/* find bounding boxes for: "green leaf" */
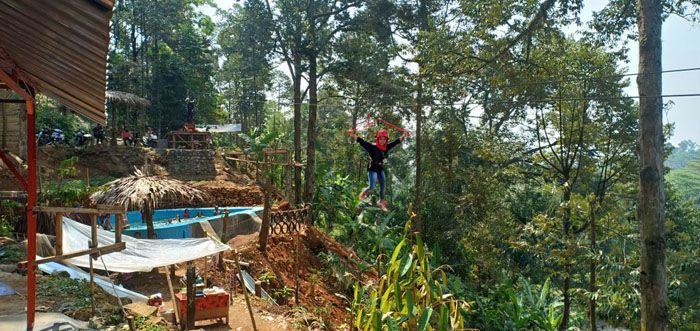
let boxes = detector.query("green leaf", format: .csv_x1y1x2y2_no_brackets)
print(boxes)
387,317,399,331
439,305,448,331
400,253,413,277
406,288,416,318
417,307,433,331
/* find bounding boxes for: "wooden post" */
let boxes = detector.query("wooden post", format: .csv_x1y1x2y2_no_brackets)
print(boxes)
186,262,196,330
90,214,98,249
234,252,257,331
254,281,262,298
164,265,180,326
89,240,95,316
203,257,208,287
85,167,90,187
115,214,123,243
55,212,63,255
285,150,292,204
127,315,136,331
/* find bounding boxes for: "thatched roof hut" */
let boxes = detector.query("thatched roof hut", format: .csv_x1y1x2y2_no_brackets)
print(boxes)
90,169,208,237
106,90,151,107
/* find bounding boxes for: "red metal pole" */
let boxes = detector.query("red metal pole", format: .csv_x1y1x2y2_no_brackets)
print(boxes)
26,98,36,331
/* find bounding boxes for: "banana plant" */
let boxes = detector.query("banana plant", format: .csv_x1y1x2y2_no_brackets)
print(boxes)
352,212,470,330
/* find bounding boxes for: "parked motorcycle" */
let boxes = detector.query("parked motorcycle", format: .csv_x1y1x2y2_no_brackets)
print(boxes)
50,129,66,145
36,128,65,145
36,128,52,146
142,132,158,148
74,129,93,146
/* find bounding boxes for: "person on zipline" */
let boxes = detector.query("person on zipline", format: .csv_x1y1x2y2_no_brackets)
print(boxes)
348,126,409,211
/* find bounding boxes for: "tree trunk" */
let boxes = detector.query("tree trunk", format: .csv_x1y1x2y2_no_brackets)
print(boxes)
636,0,667,329
293,59,303,206
559,187,572,331
589,200,597,331
305,53,318,213
414,75,423,232
145,207,155,239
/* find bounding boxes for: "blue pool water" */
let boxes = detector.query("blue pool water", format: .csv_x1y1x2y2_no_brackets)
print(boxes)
106,207,263,239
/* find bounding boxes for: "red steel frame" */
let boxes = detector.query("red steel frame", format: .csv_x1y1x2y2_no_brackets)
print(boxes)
0,65,38,330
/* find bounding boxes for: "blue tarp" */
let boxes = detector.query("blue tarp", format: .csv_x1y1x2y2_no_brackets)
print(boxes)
0,281,16,296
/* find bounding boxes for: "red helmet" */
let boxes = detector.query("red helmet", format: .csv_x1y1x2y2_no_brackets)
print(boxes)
375,129,389,151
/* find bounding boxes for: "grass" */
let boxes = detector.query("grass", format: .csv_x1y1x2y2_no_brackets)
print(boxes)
134,315,168,331
0,243,25,264
37,272,92,309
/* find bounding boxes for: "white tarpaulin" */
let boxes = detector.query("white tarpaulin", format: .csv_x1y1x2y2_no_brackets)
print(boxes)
61,217,230,273
198,124,241,133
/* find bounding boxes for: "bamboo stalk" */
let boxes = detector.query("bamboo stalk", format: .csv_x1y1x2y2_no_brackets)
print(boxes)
89,240,95,316
234,252,257,331
164,265,180,326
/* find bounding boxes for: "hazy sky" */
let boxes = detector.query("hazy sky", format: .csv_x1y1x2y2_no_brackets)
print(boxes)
207,0,700,145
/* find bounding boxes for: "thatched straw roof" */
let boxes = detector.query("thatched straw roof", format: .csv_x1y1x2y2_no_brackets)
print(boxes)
106,90,151,107
90,169,208,212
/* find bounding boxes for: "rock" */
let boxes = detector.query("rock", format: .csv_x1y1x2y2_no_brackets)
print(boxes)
35,305,51,312
73,307,92,321
57,303,73,313
145,316,166,326
0,264,17,273
124,301,157,317
89,316,105,329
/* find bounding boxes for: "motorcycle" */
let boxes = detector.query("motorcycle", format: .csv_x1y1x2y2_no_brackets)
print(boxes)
74,129,93,146
50,128,66,145
37,128,52,146
37,128,65,145
142,132,158,148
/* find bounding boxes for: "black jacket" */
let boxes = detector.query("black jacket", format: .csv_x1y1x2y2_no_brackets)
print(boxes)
356,137,401,172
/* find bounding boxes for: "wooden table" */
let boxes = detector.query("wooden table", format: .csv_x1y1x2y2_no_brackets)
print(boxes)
174,292,229,327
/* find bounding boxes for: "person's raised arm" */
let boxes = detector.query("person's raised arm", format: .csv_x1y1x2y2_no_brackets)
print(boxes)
347,129,359,141
399,130,409,142
387,131,410,151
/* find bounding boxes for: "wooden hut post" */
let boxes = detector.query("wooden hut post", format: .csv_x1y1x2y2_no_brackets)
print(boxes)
186,261,196,329
55,212,63,255
114,214,123,243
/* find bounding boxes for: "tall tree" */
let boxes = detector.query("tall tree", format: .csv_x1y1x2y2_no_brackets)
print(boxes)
265,0,308,205
218,0,275,133
301,0,362,206
636,0,667,328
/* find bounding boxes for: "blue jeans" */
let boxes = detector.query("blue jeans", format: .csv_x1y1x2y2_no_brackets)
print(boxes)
363,170,386,200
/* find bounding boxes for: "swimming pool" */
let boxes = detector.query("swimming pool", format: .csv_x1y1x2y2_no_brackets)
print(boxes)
106,207,263,239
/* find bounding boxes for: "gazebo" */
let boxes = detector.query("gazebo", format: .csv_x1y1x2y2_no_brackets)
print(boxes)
0,0,114,328
90,168,209,239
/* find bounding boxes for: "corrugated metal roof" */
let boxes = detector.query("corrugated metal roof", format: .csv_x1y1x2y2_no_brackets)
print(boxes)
0,0,114,124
